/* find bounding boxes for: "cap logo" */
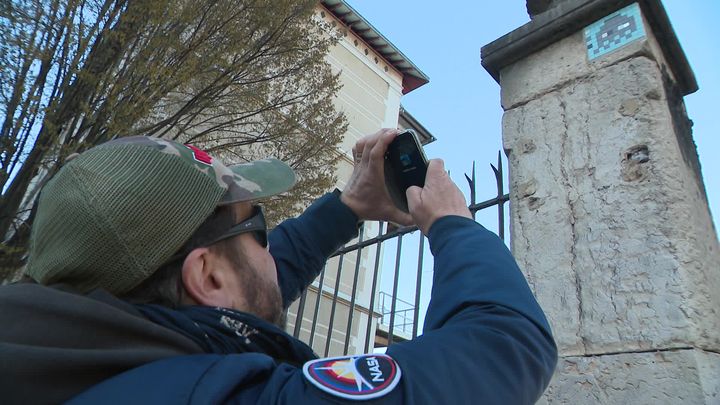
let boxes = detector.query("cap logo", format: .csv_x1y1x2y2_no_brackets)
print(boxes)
184,144,213,165
303,354,401,400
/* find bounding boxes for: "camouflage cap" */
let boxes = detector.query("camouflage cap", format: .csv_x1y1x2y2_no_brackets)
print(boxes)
25,136,296,295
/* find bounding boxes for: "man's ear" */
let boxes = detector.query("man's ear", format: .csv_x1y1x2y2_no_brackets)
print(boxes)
180,247,230,308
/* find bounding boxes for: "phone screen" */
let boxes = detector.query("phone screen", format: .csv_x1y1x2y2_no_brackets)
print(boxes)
385,130,428,212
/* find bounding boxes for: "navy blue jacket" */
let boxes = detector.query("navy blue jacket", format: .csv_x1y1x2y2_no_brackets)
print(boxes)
70,193,557,404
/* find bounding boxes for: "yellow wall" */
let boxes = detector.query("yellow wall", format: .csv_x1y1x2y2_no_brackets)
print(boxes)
284,7,410,356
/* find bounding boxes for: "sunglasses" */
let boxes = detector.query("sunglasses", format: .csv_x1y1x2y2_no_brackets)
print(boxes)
163,205,268,266
204,205,268,249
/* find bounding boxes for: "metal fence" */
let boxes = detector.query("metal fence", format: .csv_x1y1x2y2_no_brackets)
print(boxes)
290,153,509,356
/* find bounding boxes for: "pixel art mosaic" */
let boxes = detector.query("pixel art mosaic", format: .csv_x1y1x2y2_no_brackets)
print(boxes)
585,3,646,61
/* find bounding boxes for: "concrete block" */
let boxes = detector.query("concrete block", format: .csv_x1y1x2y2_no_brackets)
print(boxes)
502,56,720,355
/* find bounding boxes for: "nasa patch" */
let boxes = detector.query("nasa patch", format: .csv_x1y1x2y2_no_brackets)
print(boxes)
303,354,402,400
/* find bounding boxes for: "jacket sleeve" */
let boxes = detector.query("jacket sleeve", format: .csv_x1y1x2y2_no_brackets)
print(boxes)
383,216,558,404
269,191,360,309
271,215,556,404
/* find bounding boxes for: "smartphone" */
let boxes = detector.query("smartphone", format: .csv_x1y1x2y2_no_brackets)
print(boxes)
384,129,429,212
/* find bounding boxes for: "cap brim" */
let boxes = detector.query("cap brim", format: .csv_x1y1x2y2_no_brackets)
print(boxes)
219,158,296,204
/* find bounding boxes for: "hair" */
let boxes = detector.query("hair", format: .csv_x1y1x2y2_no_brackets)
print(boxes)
121,205,238,308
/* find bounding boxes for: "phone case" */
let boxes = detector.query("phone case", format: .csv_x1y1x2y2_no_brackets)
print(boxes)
384,130,428,213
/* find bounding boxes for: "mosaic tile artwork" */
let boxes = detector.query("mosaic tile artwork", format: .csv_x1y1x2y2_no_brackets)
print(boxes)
585,3,646,61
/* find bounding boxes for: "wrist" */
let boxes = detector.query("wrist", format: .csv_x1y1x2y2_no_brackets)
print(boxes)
336,188,363,223
339,189,361,218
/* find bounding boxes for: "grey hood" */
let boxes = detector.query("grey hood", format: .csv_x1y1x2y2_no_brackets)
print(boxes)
0,283,202,404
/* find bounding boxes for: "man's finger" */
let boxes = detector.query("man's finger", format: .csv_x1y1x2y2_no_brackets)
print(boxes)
369,129,398,163
361,130,384,165
406,186,422,212
427,159,445,174
392,211,414,227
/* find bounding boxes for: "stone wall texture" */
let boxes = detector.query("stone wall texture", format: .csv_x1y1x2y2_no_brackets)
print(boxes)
499,7,720,404
537,349,720,404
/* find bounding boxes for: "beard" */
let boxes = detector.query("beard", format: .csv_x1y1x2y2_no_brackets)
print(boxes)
230,253,284,328
248,273,284,328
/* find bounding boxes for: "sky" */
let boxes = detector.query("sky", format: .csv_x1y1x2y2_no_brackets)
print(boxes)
342,0,719,333
344,0,719,235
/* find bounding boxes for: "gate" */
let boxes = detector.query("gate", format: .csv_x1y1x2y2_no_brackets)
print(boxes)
287,154,509,357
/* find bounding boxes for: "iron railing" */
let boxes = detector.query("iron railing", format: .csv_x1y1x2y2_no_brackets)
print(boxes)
290,153,509,356
378,291,415,335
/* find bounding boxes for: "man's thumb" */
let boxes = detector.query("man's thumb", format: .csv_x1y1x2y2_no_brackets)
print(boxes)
406,186,422,212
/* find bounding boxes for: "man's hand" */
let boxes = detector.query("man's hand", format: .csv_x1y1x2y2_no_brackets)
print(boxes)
340,129,414,226
406,159,472,235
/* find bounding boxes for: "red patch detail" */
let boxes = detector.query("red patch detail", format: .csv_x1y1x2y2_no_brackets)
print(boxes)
185,144,213,165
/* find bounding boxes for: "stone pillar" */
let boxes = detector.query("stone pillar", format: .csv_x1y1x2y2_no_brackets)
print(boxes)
482,0,720,402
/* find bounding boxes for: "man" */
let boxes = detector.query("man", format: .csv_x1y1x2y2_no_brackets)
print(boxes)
0,129,557,404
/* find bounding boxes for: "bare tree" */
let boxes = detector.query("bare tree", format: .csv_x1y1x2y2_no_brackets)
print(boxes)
0,0,347,278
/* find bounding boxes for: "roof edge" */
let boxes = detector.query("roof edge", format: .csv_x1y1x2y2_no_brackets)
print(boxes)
320,0,430,94
399,106,437,145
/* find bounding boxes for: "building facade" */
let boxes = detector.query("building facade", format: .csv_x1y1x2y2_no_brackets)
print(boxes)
285,0,434,356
